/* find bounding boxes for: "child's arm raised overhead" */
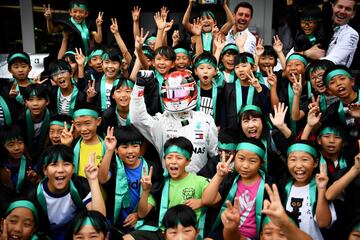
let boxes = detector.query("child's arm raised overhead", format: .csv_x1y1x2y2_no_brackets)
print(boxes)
110,18,132,65
138,166,154,218
192,18,204,57
75,48,86,79
85,152,106,216
202,153,232,206
266,67,280,108
182,0,195,34
272,35,286,70
57,31,69,60
326,143,360,201
98,127,116,184
161,6,173,47
93,12,104,44
132,6,141,40
134,28,150,70
213,33,225,64
270,102,292,139
219,0,235,35
301,103,321,140
315,163,332,228
43,4,59,33
254,38,264,72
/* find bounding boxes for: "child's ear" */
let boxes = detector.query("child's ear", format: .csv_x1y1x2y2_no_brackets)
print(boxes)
43,166,48,177
351,77,355,87
28,65,32,72
194,68,198,75
96,117,102,126
313,158,319,169
316,136,322,146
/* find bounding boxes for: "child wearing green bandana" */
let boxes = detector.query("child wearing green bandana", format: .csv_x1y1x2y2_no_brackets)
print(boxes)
84,47,105,83
193,52,223,125
124,136,208,240
98,125,162,238
215,43,239,84
43,0,103,56
174,43,192,72
282,140,336,240
203,137,274,240
29,144,105,240
48,114,73,146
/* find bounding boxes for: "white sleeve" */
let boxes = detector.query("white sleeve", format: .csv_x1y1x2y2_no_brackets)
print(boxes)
207,116,219,158
244,33,256,55
314,201,337,228
130,85,163,153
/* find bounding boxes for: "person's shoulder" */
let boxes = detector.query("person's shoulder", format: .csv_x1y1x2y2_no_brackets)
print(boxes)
245,28,256,40
344,24,359,35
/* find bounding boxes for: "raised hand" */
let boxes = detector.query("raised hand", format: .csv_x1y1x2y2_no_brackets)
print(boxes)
60,122,74,146
216,152,233,177
26,167,40,184
247,71,262,92
270,102,288,128
135,28,149,50
9,82,19,98
0,167,12,188
164,19,174,32
191,17,202,36
255,38,264,57
272,35,283,53
154,12,166,30
96,12,104,27
235,32,247,51
172,30,180,46
160,6,169,20
123,212,138,228
1,219,8,240
75,48,86,66
86,79,97,99
43,4,52,20
308,94,320,110
262,184,288,227
307,105,321,128
131,6,141,22
184,198,202,210
214,33,226,51
292,73,302,96
104,126,117,151
212,25,220,37
221,197,240,230
141,166,153,192
32,74,48,85
316,163,329,190
348,103,360,119
85,152,99,181
110,18,119,34
266,67,277,87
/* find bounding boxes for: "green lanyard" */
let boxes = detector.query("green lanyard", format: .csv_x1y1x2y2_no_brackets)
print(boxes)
261,138,268,173
319,94,327,113
201,32,213,52
287,81,312,134
70,17,90,55
0,95,12,125
307,34,316,45
338,89,360,124
196,81,218,121
15,155,27,193
115,108,131,126
25,108,50,152
154,70,165,112
100,75,116,112
36,177,84,214
213,170,265,238
15,78,33,105
73,136,106,174
57,86,79,116
320,155,347,173
235,80,255,116
284,177,317,216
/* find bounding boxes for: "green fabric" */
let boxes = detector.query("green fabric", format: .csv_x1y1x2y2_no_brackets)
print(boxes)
7,53,30,64
236,142,265,160
57,85,79,116
287,143,318,158
0,95,12,125
324,69,352,86
239,104,262,116
235,80,255,118
73,109,99,119
286,54,308,65
25,108,50,152
6,200,39,225
70,17,90,55
164,146,191,159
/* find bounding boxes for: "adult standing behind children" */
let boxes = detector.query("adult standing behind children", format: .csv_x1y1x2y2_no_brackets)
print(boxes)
225,2,256,55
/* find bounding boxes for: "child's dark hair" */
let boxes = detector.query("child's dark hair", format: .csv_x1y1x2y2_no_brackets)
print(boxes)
164,137,193,160
305,59,335,81
109,78,134,106
262,45,277,60
142,45,155,60
162,204,197,230
48,59,73,78
234,2,253,16
64,50,76,64
299,4,322,21
154,46,176,62
239,106,268,139
7,51,31,67
114,125,144,147
23,84,49,101
102,47,122,63
41,144,74,166
69,0,88,10
194,51,217,69
0,125,25,158
218,127,239,145
234,52,255,66
65,210,109,240
49,114,73,126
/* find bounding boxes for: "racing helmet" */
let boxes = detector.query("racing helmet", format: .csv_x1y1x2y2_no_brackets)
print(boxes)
161,71,198,113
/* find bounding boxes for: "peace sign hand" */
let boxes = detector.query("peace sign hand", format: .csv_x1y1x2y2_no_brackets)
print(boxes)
85,152,99,181
266,67,277,87
96,12,104,26
9,82,19,98
262,184,288,227
272,35,283,53
247,71,262,92
308,94,320,110
307,105,321,128
292,73,302,96
43,4,52,20
75,48,85,66
104,127,117,151
255,38,264,57
87,80,97,100
141,166,153,192
135,28,149,50
221,197,240,230
110,18,119,34
60,122,74,146
316,163,328,190
216,152,233,177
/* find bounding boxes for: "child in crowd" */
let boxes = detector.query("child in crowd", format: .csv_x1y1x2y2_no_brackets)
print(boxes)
16,84,51,162
30,144,105,240
65,210,110,240
216,43,239,84
44,0,103,55
194,52,222,125
124,136,209,240
48,59,86,117
203,137,274,240
48,114,73,146
98,125,162,237
222,52,270,129
173,43,192,72
282,140,336,240
85,47,104,83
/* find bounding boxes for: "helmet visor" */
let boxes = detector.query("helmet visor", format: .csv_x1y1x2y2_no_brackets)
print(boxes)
161,82,195,100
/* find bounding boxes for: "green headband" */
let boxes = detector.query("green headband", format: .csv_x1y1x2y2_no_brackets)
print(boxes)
287,143,317,158
236,142,265,160
114,79,135,89
218,142,237,151
354,222,360,231
200,10,215,20
243,56,255,65
81,217,94,227
194,58,217,69
73,109,99,119
175,48,190,57
65,51,76,56
143,49,154,59
222,44,239,55
43,153,70,166
6,200,39,226
286,54,308,66
88,49,104,59
319,127,343,137
324,69,352,86
49,120,71,128
7,53,30,65
70,3,88,11
164,146,191,159
239,105,263,116
145,36,156,44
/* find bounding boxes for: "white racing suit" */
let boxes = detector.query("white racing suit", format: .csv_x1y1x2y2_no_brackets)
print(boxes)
130,85,218,173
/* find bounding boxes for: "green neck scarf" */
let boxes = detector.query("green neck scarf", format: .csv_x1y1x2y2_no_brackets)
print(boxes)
235,80,255,118
36,177,84,214
196,80,218,121
70,17,90,55
319,94,327,113
115,108,131,126
15,155,27,193
212,170,265,238
307,34,316,45
0,95,12,125
154,70,165,112
100,75,117,112
25,108,50,152
57,85,79,116
73,136,106,174
15,78,33,105
320,155,347,173
201,32,213,52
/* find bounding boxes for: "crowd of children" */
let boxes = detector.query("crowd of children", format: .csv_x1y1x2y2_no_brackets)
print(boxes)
0,0,359,239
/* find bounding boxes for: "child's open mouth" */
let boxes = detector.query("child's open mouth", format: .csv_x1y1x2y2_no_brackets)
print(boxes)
294,170,306,180
247,129,257,138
